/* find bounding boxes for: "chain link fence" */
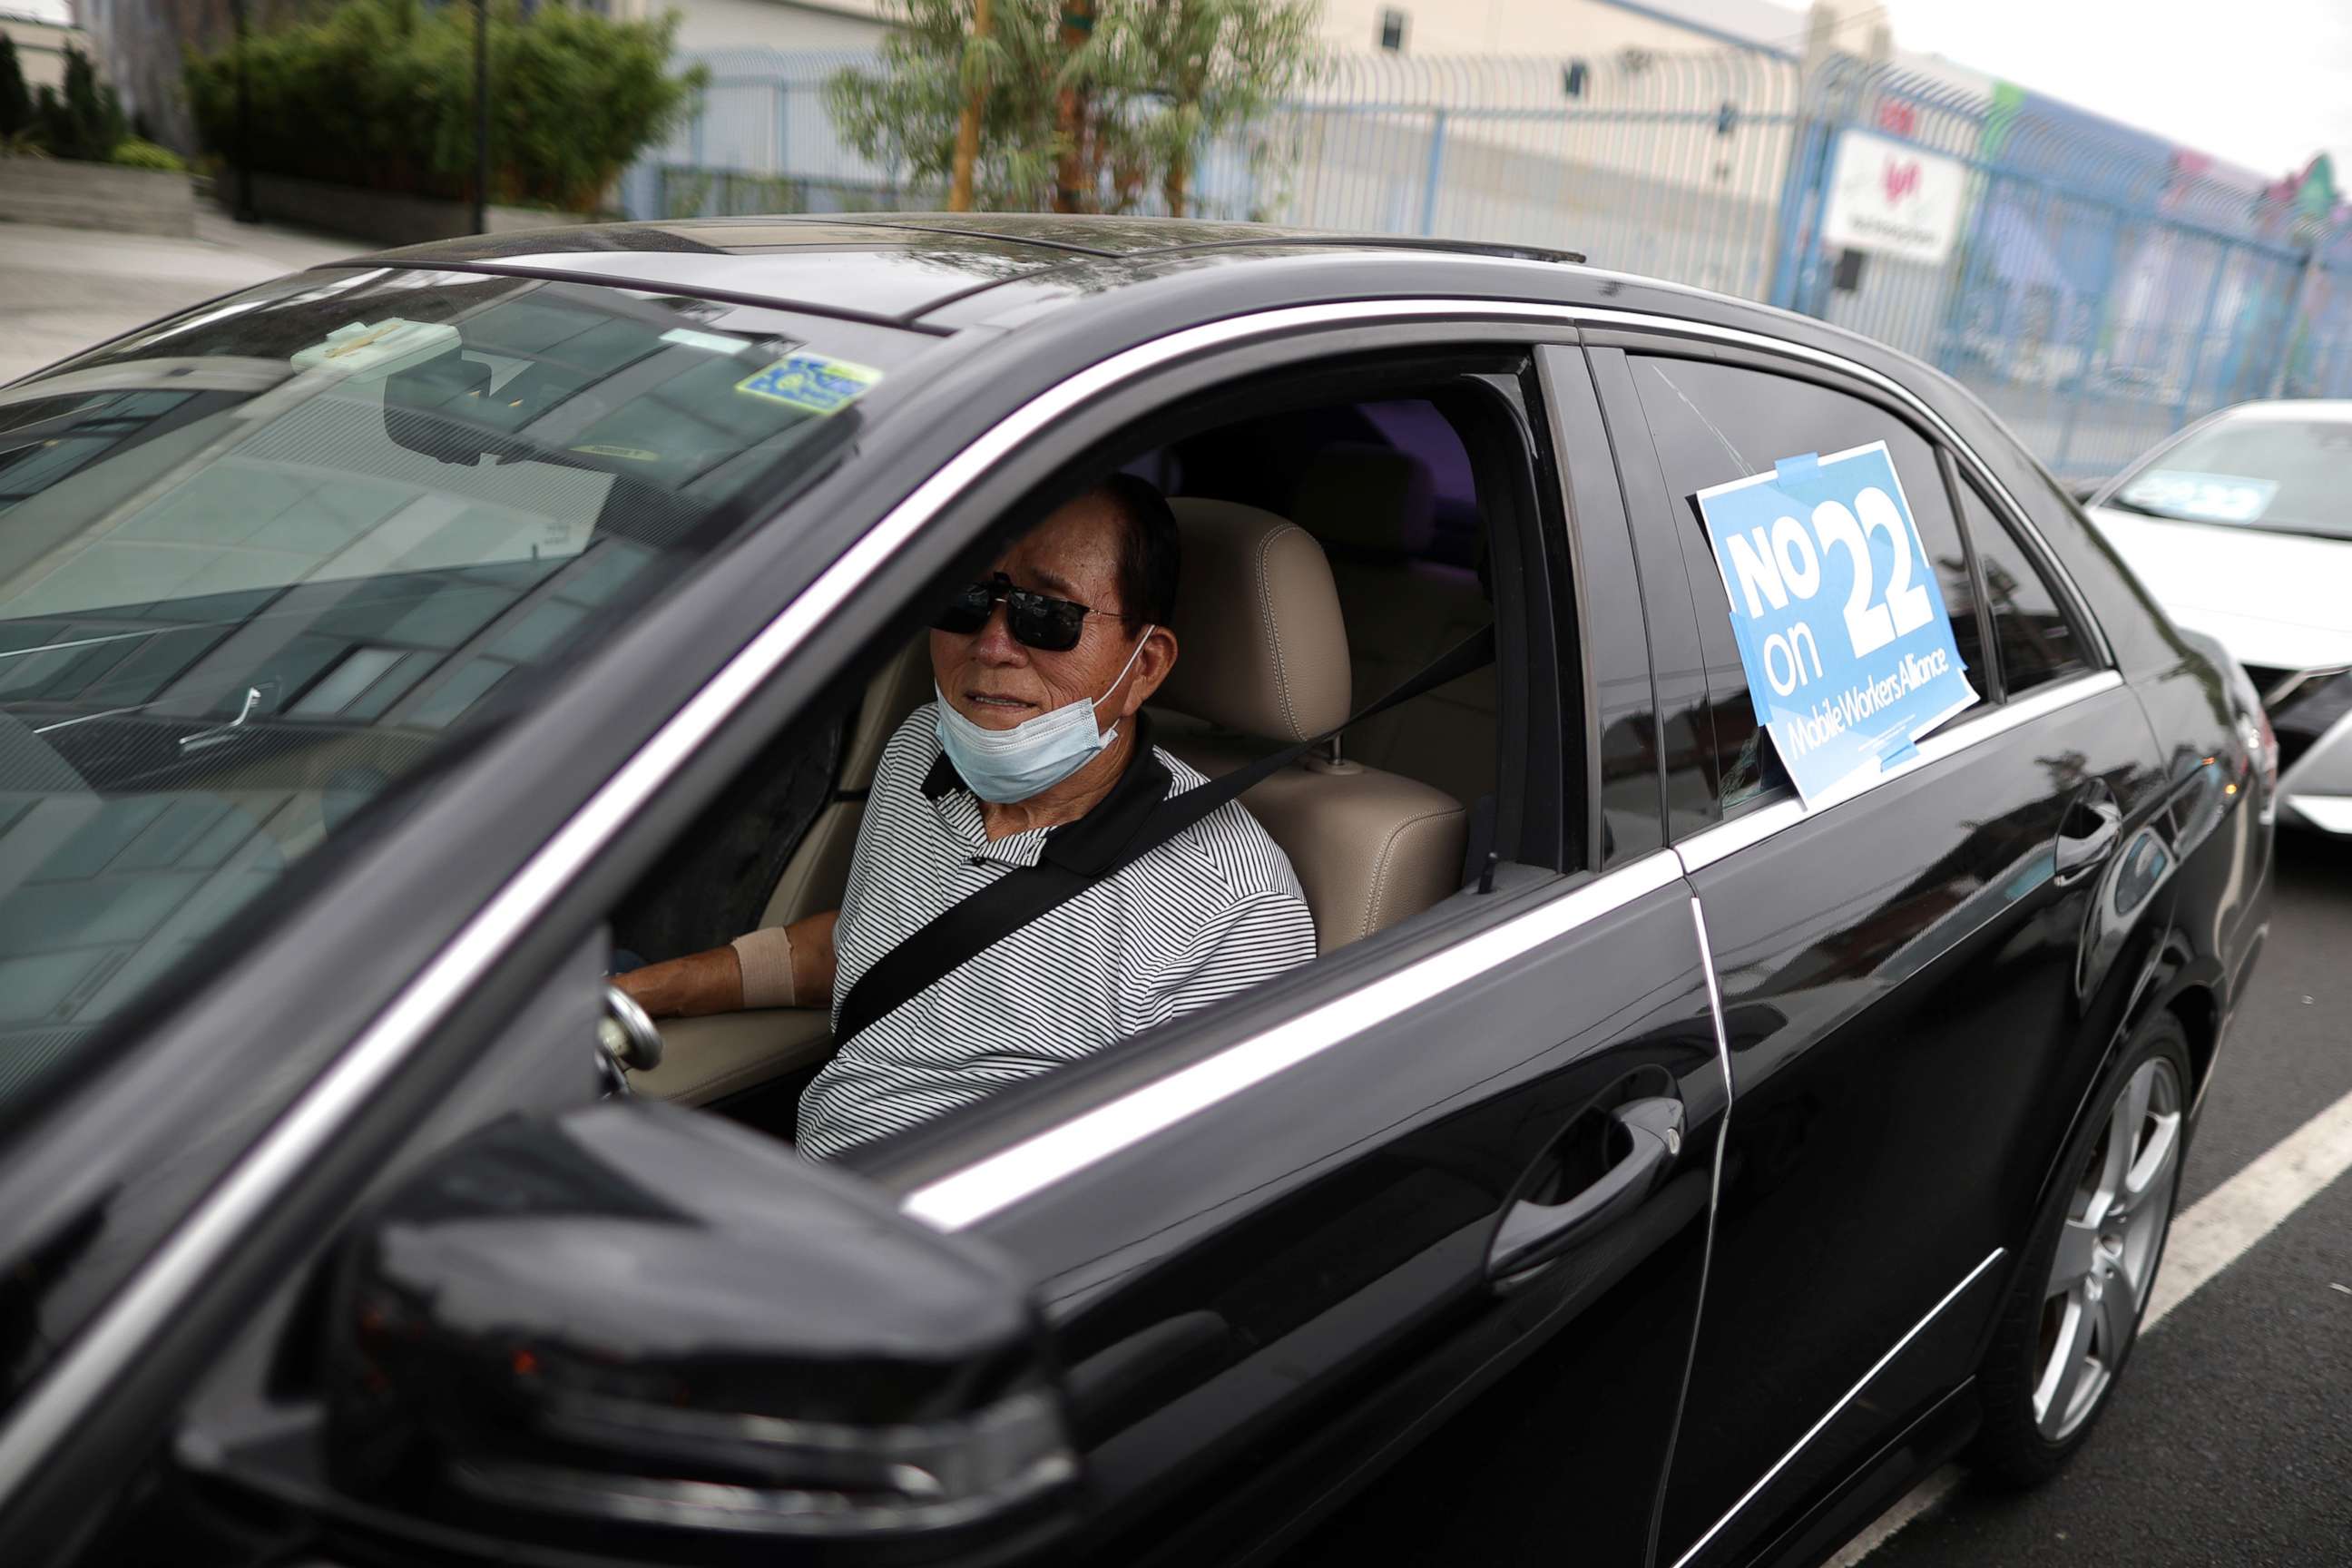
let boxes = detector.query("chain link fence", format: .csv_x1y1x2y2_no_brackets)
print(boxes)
627,44,2352,477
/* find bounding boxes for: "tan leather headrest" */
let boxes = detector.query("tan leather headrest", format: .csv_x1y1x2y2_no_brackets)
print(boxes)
1153,498,1350,742
1291,442,1436,557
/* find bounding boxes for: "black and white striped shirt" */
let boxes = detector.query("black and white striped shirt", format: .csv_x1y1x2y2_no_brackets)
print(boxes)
797,705,1316,1161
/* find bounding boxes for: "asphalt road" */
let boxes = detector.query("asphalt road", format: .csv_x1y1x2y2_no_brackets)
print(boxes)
0,212,358,385
1859,829,2352,1566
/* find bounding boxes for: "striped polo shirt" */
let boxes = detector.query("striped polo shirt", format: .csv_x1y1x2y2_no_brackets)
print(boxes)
796,704,1316,1161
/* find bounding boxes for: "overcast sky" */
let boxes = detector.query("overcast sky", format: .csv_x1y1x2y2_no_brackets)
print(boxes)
1883,0,2352,181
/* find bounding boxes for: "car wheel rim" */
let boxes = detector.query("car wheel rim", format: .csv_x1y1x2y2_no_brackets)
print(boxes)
2032,1055,2182,1442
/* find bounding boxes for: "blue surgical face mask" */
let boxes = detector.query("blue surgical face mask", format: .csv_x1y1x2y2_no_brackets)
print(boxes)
933,625,1155,805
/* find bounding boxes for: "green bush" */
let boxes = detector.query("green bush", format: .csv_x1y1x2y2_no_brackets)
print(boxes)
182,0,705,213
33,47,127,162
110,137,186,172
0,35,32,141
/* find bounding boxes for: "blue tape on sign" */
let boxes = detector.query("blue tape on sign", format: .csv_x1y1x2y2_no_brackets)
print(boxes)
1693,440,1980,803
1774,452,1823,487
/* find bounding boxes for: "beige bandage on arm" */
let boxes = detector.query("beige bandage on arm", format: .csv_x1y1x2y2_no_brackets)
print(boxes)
730,926,799,1009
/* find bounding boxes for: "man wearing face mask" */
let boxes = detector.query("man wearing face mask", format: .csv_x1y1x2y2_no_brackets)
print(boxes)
616,475,1316,1160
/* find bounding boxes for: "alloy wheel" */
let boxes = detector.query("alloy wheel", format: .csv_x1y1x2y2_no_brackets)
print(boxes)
2033,1055,2183,1440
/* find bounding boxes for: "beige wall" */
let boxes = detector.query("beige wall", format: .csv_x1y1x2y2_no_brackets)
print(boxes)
1318,0,1802,59
3,17,88,93
633,0,1975,81
619,0,888,53
640,0,1818,61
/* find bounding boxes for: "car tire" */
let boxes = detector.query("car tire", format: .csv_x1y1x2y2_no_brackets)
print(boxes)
1970,1012,2192,1488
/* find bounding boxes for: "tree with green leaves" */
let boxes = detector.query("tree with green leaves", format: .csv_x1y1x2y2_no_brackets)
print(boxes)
182,0,705,213
828,0,1322,218
33,46,128,162
0,35,32,142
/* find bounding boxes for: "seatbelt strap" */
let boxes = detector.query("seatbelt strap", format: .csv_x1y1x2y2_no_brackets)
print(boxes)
830,624,1496,1053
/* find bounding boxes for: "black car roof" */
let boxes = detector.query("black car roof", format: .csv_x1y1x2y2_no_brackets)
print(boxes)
348,213,1591,331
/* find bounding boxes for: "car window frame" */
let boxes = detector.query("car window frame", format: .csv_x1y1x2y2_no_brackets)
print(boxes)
1589,329,2101,835
1576,318,2114,675
834,333,1596,1189
1533,343,1667,872
1941,455,2099,701
1617,340,1984,821
1934,443,2008,703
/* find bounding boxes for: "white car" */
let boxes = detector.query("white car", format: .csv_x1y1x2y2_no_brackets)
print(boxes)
2084,400,2352,835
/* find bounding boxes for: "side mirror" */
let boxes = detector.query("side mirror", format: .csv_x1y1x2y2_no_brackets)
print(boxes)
318,1102,1079,1563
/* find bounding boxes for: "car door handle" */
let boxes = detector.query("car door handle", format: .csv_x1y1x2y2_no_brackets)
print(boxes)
2053,782,2123,886
1487,1096,1685,1281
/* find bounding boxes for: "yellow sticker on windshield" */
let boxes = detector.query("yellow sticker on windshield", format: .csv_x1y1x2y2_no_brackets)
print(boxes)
735,354,882,415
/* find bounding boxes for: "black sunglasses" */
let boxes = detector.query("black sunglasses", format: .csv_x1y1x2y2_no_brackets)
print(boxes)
932,573,1119,652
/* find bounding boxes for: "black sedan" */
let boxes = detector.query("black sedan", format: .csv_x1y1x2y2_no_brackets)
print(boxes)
0,215,2272,1568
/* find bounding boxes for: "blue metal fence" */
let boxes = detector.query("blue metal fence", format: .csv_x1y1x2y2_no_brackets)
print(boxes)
1769,59,2336,476
625,46,1807,291
628,45,2352,476
2286,227,2352,400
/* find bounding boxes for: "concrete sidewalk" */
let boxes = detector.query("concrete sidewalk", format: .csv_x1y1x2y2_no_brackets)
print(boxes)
0,210,368,384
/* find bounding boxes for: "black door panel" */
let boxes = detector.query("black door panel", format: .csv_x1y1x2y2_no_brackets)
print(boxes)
950,867,1722,1566
1583,336,2171,1564
1659,682,2163,1566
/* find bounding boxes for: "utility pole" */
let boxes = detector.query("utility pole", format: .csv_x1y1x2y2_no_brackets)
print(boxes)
473,0,491,235
231,0,257,222
947,0,993,212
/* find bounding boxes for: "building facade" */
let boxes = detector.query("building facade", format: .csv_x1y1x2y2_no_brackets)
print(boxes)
608,0,1899,64
2,0,86,95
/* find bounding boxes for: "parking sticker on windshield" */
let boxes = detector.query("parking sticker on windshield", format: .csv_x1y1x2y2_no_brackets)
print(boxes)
1694,440,1979,803
735,354,882,415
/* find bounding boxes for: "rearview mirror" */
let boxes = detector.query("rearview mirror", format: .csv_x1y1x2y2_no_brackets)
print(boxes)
318,1102,1079,1563
380,342,500,466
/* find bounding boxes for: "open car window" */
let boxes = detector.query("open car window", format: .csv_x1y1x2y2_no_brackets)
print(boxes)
0,267,928,1115
625,355,1568,1171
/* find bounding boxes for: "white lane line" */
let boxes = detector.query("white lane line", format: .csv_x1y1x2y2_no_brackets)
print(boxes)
1829,1080,2352,1564
2143,1080,2352,1328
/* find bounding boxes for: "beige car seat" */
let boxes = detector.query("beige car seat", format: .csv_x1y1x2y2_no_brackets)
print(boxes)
764,635,936,930
1152,498,1471,953
636,634,934,1105
1287,443,1499,808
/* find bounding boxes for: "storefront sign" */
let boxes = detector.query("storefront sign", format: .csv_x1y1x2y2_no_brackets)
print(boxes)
1821,130,1969,266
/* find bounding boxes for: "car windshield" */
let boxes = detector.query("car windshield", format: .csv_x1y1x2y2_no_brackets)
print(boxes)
2106,414,2352,539
0,266,919,1112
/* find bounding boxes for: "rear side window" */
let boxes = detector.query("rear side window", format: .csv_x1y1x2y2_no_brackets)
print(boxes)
1626,357,1985,814
1952,479,2086,694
